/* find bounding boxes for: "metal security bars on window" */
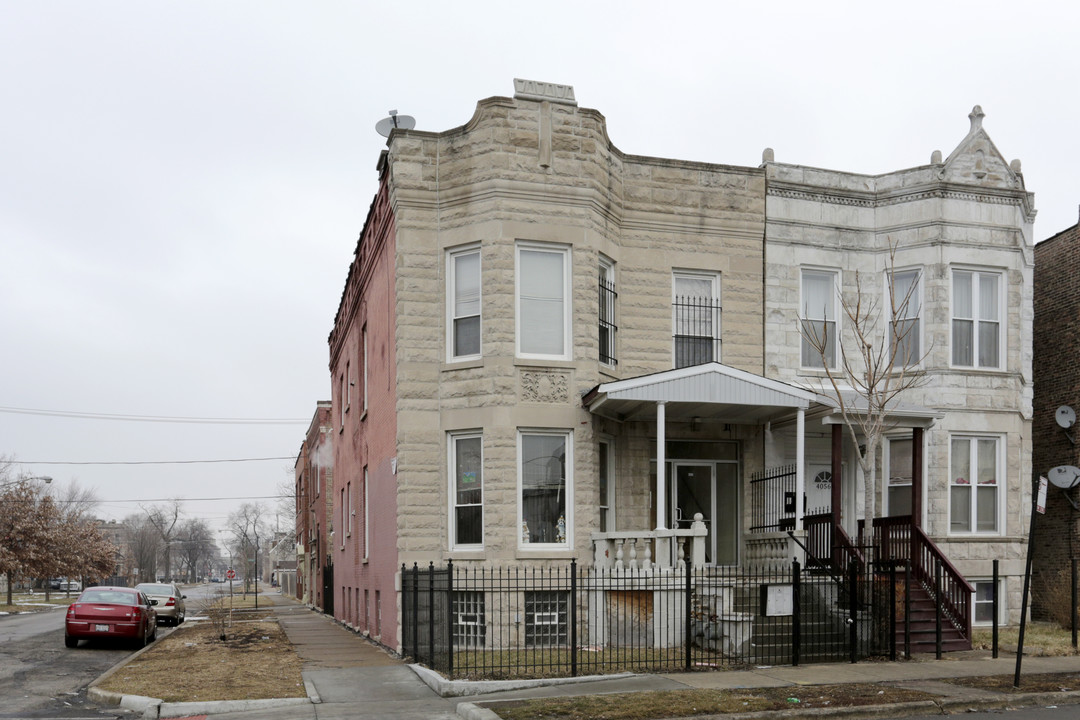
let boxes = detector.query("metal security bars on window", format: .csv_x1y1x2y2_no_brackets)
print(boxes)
599,274,618,365
673,295,721,368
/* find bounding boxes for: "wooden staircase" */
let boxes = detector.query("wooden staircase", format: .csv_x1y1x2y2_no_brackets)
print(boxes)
894,578,972,653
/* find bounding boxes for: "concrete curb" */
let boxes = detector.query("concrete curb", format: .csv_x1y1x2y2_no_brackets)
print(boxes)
409,662,636,697
154,697,313,719
464,686,1080,720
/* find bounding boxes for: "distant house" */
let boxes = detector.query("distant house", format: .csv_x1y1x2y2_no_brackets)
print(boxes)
294,401,333,612
1031,216,1080,620
318,80,1035,654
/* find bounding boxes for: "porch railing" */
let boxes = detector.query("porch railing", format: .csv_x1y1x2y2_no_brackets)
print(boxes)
591,516,708,572
869,515,973,641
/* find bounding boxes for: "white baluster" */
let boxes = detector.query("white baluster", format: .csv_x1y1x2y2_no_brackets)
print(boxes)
642,538,652,573
628,537,638,573
614,538,625,572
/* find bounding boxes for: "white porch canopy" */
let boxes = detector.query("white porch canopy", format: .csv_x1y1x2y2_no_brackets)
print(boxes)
583,362,834,533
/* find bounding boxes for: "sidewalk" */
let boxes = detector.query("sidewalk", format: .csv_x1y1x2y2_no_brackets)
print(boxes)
162,594,1080,720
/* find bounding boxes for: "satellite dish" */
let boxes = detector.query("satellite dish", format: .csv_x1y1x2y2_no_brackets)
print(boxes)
375,109,416,138
1056,406,1076,429
1047,465,1080,490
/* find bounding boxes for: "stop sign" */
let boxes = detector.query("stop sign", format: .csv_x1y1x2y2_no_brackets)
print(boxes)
226,568,236,580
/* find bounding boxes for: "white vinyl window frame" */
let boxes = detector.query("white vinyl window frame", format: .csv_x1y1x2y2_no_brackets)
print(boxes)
948,434,1003,536
800,267,840,369
971,577,1006,626
598,438,615,533
362,466,369,560
516,242,572,361
883,435,916,519
447,245,482,362
448,431,485,550
599,257,616,367
517,428,574,550
888,268,923,368
951,267,1003,369
671,270,721,368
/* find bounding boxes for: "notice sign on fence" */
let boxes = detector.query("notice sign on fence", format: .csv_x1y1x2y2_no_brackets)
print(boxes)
760,584,794,616
1036,475,1048,514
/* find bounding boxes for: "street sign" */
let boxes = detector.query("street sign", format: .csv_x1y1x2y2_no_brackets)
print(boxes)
226,568,236,580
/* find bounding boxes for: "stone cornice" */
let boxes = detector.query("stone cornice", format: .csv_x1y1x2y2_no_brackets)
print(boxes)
767,181,1036,221
390,179,764,241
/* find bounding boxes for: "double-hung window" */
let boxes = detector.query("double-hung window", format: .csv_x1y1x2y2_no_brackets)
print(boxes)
598,439,614,532
450,432,483,548
517,244,571,360
950,435,1000,534
448,247,481,360
890,269,922,366
952,269,1001,368
885,436,913,517
519,430,572,547
801,269,838,368
599,258,617,366
672,271,720,368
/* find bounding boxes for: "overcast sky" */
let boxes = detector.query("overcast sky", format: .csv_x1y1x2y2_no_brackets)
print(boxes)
2,1,1076,539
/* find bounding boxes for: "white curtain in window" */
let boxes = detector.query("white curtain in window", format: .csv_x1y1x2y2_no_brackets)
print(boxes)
520,250,564,356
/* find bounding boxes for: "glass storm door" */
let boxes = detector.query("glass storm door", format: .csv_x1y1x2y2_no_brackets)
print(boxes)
673,463,714,564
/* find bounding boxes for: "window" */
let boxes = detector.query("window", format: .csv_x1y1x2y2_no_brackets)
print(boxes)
885,437,913,517
338,373,346,428
801,269,838,368
524,591,569,647
362,466,369,559
345,482,352,536
950,436,1000,533
361,325,368,413
345,361,352,409
672,271,720,368
450,433,483,548
517,244,571,360
453,591,486,649
952,269,1001,368
972,579,1004,625
599,258,617,366
599,440,614,532
890,269,922,366
519,430,572,547
448,248,481,360
339,488,345,548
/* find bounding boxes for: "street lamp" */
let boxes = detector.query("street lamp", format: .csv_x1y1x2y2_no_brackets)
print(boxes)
0,475,52,489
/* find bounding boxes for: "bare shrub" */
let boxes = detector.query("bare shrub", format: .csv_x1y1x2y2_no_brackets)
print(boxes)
200,587,233,641
1034,566,1078,630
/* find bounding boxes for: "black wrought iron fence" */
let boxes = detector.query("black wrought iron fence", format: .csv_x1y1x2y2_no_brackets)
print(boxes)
401,558,901,680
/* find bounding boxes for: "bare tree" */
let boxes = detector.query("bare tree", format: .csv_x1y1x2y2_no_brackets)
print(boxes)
142,499,182,582
800,242,929,524
174,518,216,583
226,503,267,594
124,513,161,584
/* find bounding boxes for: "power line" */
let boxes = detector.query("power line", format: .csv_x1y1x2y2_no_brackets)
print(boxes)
10,457,295,466
0,406,308,425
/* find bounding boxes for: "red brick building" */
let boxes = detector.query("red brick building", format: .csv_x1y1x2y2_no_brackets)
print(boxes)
1032,215,1080,619
294,401,333,612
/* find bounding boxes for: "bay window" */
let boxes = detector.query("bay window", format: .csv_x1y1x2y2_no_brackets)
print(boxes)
519,430,572,547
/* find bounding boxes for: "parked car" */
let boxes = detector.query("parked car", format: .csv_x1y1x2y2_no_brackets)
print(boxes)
64,586,157,648
60,579,82,592
134,582,186,626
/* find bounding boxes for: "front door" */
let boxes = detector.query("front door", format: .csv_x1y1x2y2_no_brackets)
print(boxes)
673,462,714,564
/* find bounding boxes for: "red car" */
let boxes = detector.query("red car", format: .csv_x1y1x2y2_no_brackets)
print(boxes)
65,586,158,648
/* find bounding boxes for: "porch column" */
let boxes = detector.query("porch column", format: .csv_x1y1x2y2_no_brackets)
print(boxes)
831,423,843,529
795,408,805,531
911,426,923,529
656,401,666,531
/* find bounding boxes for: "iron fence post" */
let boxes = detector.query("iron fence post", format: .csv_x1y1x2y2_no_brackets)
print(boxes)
935,559,942,660
685,561,693,671
428,561,435,669
447,559,454,678
848,558,857,664
993,559,999,658
570,559,578,678
792,558,801,667
889,562,897,661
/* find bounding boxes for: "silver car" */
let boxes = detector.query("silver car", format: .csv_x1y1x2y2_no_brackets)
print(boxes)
134,583,186,626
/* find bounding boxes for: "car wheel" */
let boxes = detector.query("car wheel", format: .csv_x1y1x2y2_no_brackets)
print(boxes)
64,635,78,648
149,623,157,642
177,612,185,625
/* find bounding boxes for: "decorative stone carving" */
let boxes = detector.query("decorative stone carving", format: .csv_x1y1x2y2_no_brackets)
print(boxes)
520,370,570,403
